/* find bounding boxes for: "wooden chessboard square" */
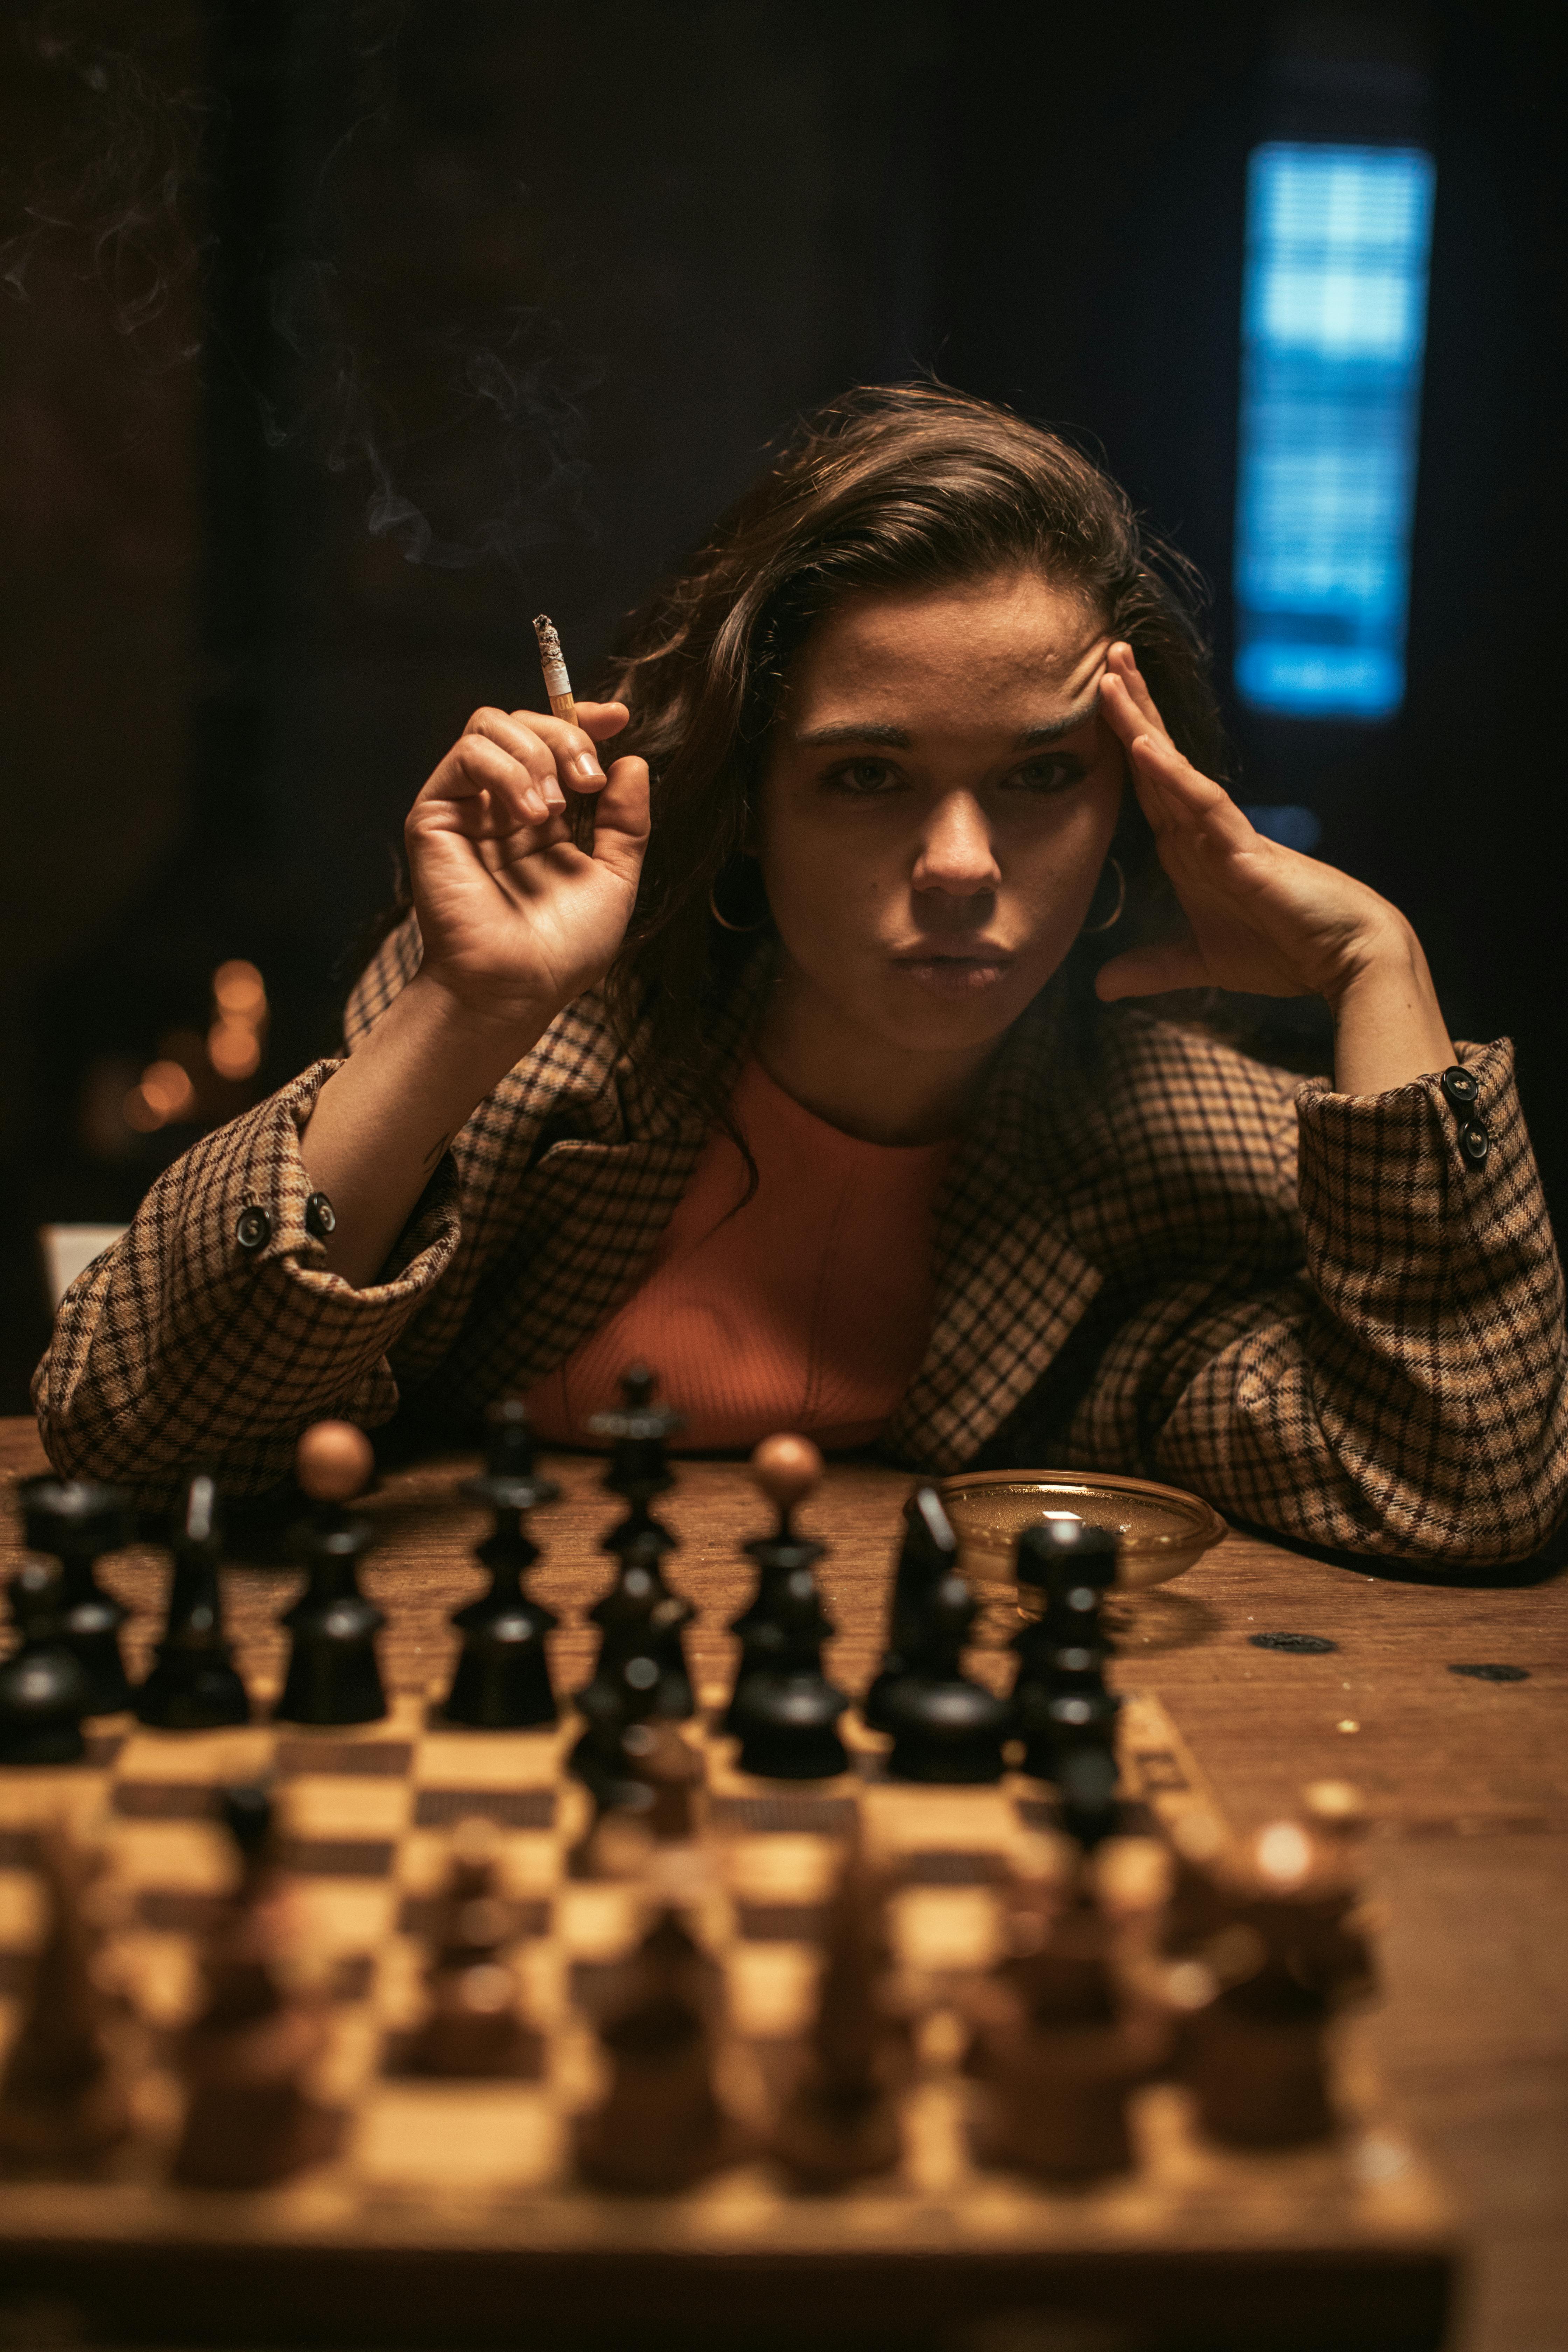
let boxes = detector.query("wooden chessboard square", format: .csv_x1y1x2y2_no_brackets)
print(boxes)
0,1865,45,1948
284,1775,413,1842
726,1830,838,1897
112,1726,273,1786
0,1765,106,1835
104,1817,227,1895
288,1877,398,1958
412,1727,567,1789
394,1827,557,1905
727,1940,818,2040
274,1737,414,1778
411,1785,555,1830
394,1888,553,1941
353,2081,567,2191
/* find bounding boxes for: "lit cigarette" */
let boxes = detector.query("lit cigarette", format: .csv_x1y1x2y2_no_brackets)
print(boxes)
533,613,595,848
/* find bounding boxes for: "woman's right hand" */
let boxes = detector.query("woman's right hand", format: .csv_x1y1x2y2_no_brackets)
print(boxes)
404,700,650,1032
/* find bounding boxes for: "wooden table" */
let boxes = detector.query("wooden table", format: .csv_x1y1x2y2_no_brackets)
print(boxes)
1,1419,1563,2352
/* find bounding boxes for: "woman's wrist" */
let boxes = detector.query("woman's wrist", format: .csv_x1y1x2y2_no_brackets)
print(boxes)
398,964,559,1092
1323,920,1456,1096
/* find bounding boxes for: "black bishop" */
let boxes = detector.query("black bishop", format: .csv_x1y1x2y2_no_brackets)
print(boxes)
724,1434,848,1779
136,1471,250,1730
1010,1517,1121,1846
0,1560,90,1766
18,1475,132,1716
274,1422,386,1727
440,1397,559,1729
579,1364,694,1722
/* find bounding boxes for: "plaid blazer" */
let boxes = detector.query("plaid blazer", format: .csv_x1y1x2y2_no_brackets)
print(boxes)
35,916,1568,1564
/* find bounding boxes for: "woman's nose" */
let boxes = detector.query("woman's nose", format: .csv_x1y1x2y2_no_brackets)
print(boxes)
911,793,1001,895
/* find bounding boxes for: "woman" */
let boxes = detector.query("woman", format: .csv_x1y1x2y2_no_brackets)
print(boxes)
36,387,1567,1562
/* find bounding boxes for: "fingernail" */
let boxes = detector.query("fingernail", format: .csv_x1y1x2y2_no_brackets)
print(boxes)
543,779,567,811
570,753,606,785
525,792,547,822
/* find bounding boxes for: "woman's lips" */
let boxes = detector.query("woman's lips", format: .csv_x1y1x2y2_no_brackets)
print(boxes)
891,950,1015,996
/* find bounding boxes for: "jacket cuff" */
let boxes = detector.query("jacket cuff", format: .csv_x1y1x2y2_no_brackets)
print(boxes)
167,1058,461,1324
1293,1037,1531,1289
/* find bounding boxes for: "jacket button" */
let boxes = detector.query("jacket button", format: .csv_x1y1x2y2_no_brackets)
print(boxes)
235,1205,272,1251
1441,1065,1480,1110
1459,1120,1490,1166
304,1191,337,1239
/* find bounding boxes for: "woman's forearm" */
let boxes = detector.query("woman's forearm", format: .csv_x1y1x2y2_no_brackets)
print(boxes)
301,972,552,1286
1326,921,1456,1096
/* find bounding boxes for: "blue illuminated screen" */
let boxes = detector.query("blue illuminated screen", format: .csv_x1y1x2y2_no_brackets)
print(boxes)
1234,141,1436,720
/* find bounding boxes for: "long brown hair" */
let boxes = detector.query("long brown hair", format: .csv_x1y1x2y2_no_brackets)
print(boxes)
599,383,1224,1110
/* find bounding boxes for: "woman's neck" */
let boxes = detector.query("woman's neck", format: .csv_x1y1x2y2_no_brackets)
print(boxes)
753,963,996,1146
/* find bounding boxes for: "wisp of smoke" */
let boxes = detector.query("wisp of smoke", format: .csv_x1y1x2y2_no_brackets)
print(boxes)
2,0,601,565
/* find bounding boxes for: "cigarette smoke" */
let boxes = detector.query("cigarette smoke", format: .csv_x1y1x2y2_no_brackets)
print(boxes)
2,1,600,562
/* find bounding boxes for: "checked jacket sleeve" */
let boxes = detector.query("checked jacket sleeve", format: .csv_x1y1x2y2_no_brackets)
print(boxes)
33,1061,462,1503
1063,1040,1568,1564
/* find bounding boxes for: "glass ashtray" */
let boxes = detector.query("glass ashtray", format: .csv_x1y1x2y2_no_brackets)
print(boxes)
938,1468,1227,1595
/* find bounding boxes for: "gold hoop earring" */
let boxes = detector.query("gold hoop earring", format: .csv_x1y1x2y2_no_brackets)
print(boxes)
1082,856,1126,934
708,872,769,933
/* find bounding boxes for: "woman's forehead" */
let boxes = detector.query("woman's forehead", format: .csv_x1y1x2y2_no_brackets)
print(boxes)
782,574,1110,733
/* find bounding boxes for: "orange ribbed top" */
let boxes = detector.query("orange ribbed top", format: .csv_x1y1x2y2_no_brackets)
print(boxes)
525,1059,954,1451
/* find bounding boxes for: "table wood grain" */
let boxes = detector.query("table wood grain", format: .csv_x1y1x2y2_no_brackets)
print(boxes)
2,1418,1563,2352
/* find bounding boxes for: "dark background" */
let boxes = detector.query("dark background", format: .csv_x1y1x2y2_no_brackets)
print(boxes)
2,0,1563,1413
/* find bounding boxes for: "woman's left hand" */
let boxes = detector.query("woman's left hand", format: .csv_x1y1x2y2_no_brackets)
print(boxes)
1093,643,1455,1094
1094,643,1411,1007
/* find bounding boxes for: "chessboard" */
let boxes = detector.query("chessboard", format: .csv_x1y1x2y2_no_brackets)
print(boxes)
0,1687,1452,2351
0,1394,1461,2352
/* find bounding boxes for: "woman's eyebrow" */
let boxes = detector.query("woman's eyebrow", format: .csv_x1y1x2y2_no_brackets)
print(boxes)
1014,691,1101,747
792,720,911,749
793,695,1101,752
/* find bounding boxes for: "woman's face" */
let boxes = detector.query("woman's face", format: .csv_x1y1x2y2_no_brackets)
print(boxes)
757,569,1121,1058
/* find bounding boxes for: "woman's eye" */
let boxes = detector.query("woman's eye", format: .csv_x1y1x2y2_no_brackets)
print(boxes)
1005,757,1082,794
826,760,900,796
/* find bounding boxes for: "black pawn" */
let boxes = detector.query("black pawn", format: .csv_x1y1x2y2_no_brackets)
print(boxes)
883,1557,1009,1786
569,1574,668,1808
274,1423,385,1727
583,1364,694,1720
1011,1520,1121,1847
862,1484,961,1734
726,1435,847,1779
441,1398,560,1729
136,1473,250,1730
0,1562,90,1766
19,1476,132,1716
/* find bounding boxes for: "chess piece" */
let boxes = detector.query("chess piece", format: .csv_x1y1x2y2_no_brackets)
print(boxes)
441,1397,560,1729
726,1436,848,1780
0,1561,90,1766
1011,1520,1121,1845
172,1787,342,2186
773,1834,907,2186
1160,1809,1239,1954
0,1827,128,2169
135,1471,250,1731
274,1422,386,1727
404,1821,541,2077
582,1365,694,1719
881,1556,1008,1785
18,1475,132,1716
969,1859,1168,2180
569,1571,669,1806
862,1484,961,1732
574,1907,735,2191
622,1718,706,1841
1174,1790,1374,2149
